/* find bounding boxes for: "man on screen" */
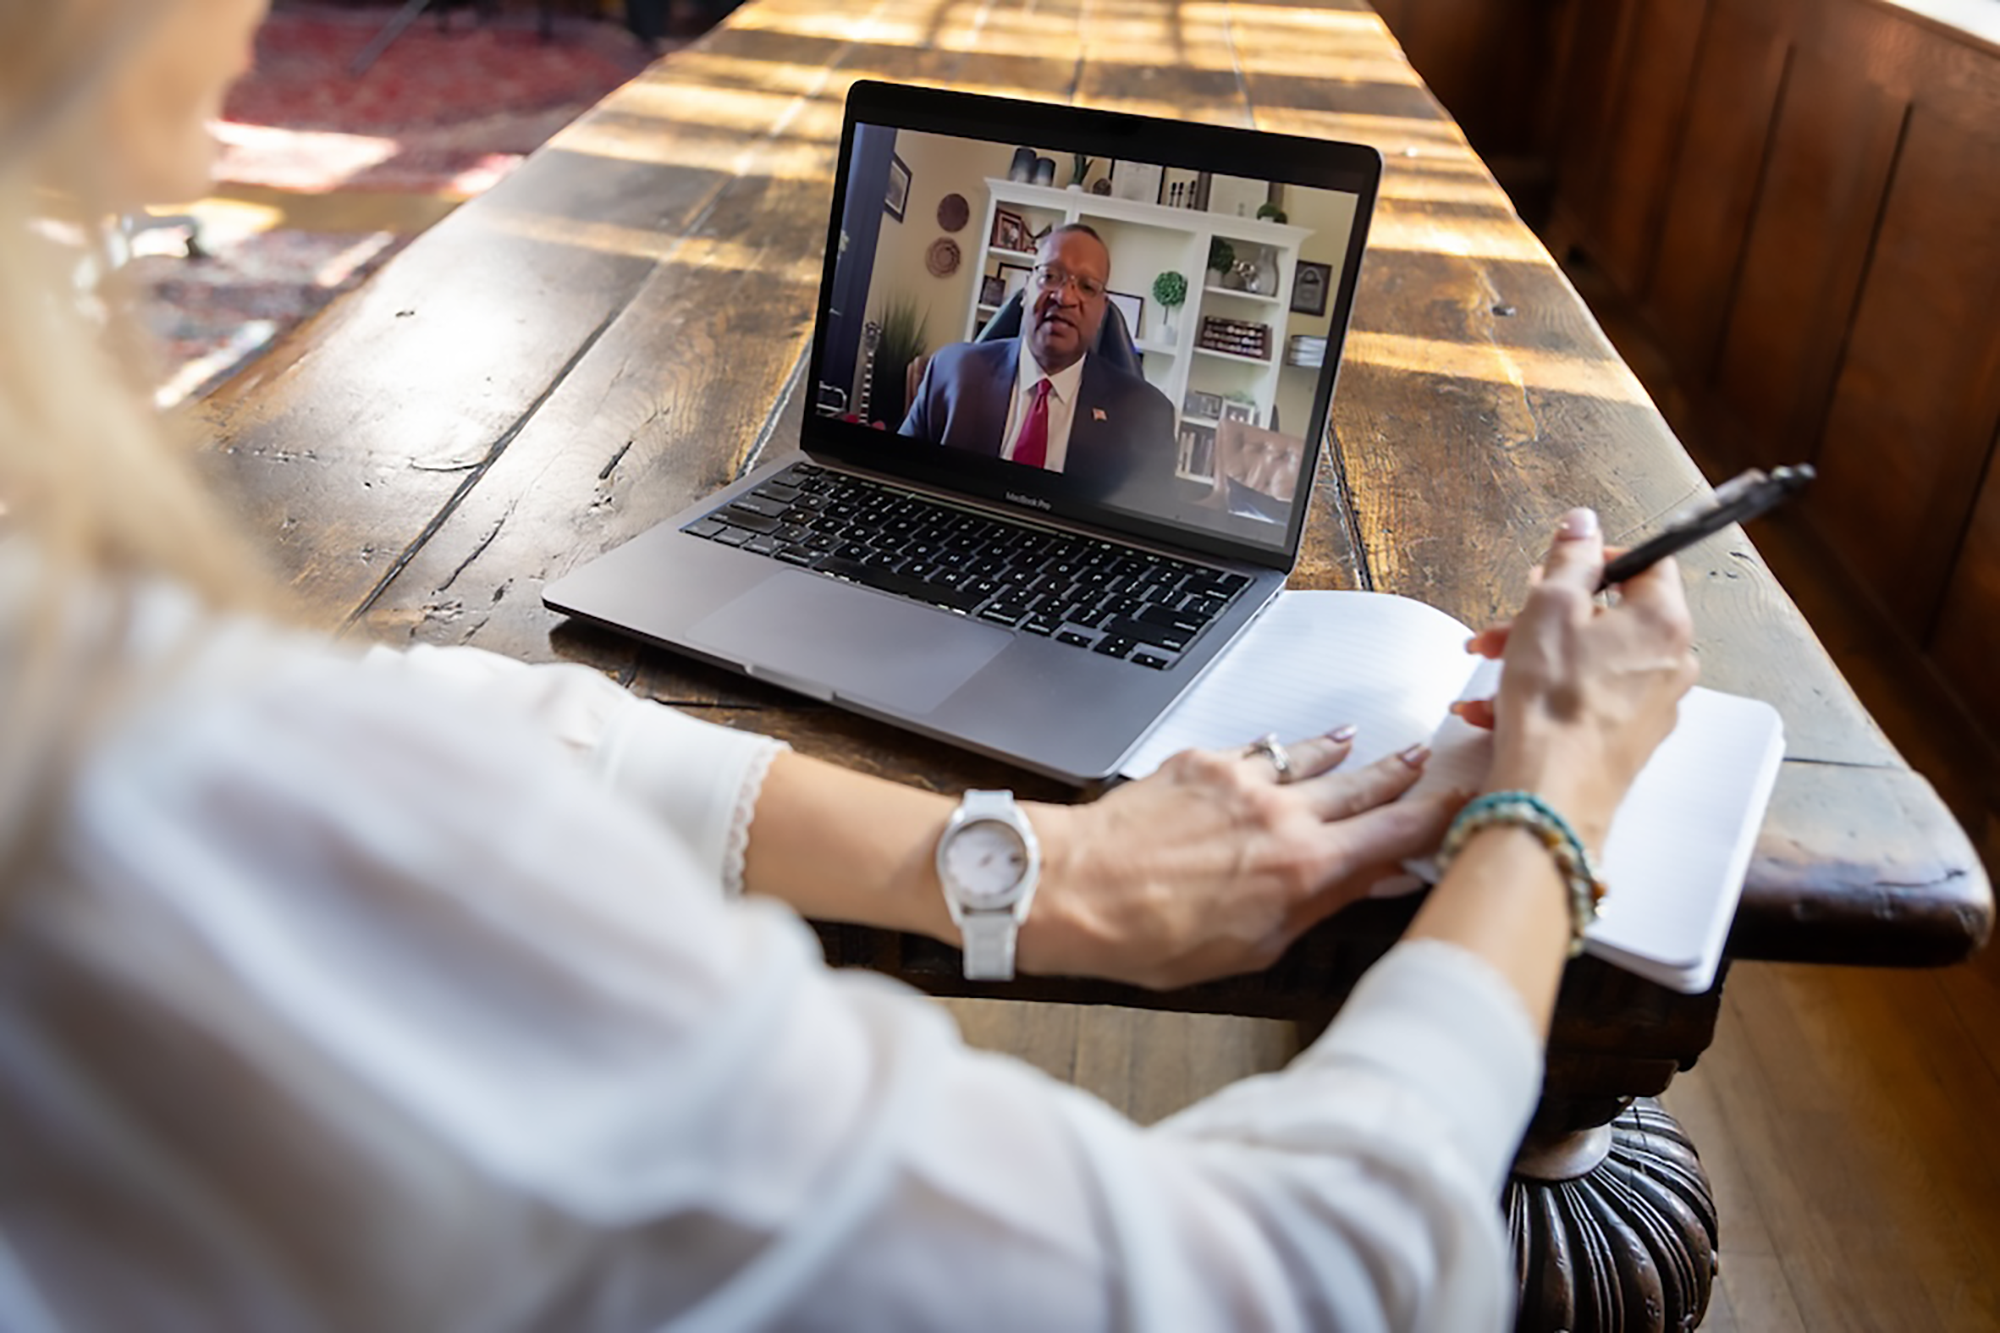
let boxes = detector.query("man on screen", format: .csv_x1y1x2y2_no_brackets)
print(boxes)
900,224,1179,509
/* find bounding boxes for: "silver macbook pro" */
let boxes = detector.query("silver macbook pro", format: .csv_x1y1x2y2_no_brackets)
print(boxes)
544,81,1382,784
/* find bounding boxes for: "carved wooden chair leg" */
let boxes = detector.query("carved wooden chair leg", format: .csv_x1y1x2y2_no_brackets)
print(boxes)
1506,1098,1719,1333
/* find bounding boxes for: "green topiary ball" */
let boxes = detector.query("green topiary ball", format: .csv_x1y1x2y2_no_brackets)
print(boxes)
1208,237,1236,273
1151,270,1187,307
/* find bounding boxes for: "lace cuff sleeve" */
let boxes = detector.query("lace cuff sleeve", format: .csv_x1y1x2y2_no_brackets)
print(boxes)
364,644,787,897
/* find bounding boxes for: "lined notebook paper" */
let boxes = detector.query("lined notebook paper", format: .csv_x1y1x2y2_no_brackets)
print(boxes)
1122,590,1784,992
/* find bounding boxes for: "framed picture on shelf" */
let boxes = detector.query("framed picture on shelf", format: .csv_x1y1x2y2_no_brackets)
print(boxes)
1106,290,1143,338
998,261,1034,304
991,208,1028,253
1110,160,1164,204
979,273,1006,307
1160,167,1208,210
885,154,911,223
1290,260,1331,316
1207,173,1267,219
1183,389,1224,420
1221,401,1257,425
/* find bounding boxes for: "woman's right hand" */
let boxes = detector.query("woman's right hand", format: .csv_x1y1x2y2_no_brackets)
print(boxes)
1402,507,1700,1032
1478,507,1699,848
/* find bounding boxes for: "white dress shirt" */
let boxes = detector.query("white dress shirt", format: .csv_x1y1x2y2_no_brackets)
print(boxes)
1000,343,1085,472
0,561,1544,1332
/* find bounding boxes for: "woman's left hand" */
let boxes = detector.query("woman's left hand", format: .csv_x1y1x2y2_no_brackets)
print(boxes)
1018,732,1464,989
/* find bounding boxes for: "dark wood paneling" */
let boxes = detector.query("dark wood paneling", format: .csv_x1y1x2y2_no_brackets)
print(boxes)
1548,0,2000,752
1551,0,1641,223
1710,45,1903,453
1645,0,1789,374
1373,0,1570,161
1813,107,2000,638
1932,446,2000,743
1592,0,1709,296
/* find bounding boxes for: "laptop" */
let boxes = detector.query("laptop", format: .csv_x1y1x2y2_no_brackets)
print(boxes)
544,81,1382,784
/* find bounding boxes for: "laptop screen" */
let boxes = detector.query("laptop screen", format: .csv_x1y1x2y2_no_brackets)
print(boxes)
806,82,1380,566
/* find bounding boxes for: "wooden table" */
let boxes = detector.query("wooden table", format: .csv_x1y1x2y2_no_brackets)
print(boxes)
200,1,1992,1328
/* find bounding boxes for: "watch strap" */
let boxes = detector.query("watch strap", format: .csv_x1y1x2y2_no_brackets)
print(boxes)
958,789,1016,820
939,789,1038,983
960,911,1019,981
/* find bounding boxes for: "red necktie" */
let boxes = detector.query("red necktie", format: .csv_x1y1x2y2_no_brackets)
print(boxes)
1013,378,1051,469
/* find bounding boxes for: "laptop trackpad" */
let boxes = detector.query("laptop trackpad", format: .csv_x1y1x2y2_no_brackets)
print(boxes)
688,571,1010,714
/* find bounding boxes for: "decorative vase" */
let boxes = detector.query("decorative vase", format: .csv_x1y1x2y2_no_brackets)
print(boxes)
1253,246,1278,297
1032,156,1056,187
1008,147,1036,183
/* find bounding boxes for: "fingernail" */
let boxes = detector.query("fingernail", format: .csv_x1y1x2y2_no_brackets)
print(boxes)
1447,701,1468,717
1556,507,1599,540
1399,743,1430,766
1463,634,1480,653
1327,723,1357,743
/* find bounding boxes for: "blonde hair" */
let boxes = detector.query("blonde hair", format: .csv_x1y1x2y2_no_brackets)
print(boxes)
1,0,283,868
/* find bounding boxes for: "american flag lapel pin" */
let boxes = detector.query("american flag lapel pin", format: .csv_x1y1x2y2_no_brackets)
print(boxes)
1092,407,1108,421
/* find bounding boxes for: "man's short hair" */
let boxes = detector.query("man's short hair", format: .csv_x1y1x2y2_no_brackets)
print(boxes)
1043,222,1107,252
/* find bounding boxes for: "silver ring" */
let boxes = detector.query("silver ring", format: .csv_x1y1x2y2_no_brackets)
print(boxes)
1247,732,1293,782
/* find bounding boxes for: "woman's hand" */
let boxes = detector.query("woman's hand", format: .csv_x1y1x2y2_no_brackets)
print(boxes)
1405,507,1700,1029
1481,508,1698,848
1018,735,1463,990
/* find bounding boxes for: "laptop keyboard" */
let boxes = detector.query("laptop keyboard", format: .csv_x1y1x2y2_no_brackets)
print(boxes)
680,463,1251,669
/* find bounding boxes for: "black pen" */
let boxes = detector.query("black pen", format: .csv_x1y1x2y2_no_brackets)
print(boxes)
1596,464,1815,591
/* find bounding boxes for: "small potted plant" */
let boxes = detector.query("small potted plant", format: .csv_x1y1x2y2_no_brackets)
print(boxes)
1207,237,1236,280
1068,153,1094,189
1255,201,1288,224
1151,270,1187,338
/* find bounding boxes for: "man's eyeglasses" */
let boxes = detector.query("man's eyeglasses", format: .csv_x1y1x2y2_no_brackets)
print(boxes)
1031,264,1106,302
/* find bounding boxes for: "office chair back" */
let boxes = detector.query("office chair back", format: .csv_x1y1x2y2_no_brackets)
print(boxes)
973,290,1143,377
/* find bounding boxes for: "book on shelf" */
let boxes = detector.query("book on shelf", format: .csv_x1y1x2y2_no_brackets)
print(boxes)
1198,316,1272,359
1120,590,1785,993
1175,423,1216,477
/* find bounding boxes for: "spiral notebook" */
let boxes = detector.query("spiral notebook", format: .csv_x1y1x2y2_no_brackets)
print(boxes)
1121,590,1785,992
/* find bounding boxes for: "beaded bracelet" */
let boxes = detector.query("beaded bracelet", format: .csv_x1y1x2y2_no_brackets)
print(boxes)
1436,790,1607,957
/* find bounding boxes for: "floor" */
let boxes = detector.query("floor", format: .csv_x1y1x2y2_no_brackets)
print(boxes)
196,13,2000,1327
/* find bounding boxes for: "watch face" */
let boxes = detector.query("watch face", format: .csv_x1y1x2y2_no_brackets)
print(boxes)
943,820,1030,908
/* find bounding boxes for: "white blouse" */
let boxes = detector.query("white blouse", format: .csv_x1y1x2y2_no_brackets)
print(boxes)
0,573,1543,1332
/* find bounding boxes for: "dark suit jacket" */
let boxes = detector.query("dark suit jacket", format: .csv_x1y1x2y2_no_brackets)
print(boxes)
898,338,1179,510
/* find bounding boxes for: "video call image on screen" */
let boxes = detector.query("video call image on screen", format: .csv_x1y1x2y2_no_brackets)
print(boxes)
826,124,1359,542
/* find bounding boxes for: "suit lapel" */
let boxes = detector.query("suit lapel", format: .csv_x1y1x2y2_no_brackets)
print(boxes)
1071,354,1112,458
966,340,1019,457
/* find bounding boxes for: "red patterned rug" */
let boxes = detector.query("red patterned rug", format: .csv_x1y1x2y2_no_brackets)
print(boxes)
150,3,662,403
220,3,657,196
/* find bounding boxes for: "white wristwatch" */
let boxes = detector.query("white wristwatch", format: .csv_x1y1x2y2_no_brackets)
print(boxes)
936,789,1041,981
